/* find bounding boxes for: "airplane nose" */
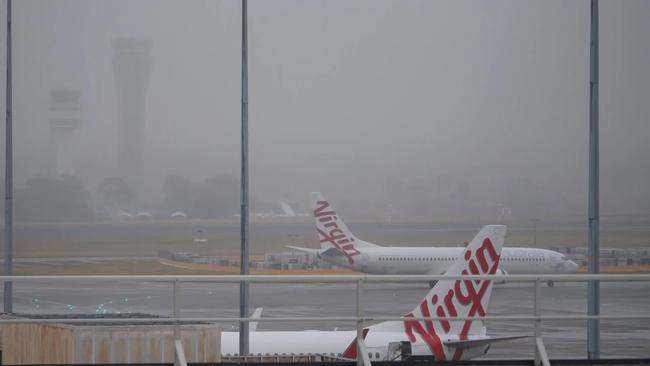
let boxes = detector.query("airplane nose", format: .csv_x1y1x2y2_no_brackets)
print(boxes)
568,260,579,273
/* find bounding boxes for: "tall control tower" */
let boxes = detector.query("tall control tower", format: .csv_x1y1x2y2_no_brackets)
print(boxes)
48,88,82,176
112,38,152,198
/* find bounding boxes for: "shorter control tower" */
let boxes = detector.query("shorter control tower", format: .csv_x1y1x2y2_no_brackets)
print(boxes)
48,88,81,176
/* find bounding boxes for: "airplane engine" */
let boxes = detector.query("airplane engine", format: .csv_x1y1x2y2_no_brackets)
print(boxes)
494,268,508,285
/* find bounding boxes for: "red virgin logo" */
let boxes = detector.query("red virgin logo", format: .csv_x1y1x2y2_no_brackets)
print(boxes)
404,237,500,361
313,200,360,264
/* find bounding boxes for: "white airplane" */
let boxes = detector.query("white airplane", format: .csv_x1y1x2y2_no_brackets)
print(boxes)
235,201,309,219
222,225,525,360
279,201,297,217
289,193,578,287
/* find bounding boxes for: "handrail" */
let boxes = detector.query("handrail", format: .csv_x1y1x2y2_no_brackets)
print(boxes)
1,273,649,362
1,314,650,324
1,273,649,282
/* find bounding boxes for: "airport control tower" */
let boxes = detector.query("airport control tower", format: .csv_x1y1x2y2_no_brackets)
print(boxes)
111,38,152,198
48,88,82,176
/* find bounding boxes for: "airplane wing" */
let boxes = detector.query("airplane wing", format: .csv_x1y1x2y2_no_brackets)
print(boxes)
285,245,345,259
286,246,320,254
443,335,528,349
425,267,445,275
288,246,345,258
319,247,346,257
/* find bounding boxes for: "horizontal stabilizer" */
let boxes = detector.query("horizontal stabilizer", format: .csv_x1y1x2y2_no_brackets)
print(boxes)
443,335,528,349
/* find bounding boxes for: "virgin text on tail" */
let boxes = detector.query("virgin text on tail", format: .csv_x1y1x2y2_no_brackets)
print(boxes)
404,231,502,361
314,200,360,263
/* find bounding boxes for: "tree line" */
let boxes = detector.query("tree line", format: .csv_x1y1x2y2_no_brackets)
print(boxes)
5,174,240,222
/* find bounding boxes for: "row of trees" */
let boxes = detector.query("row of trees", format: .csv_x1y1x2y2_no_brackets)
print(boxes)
16,175,96,222
161,174,239,219
9,173,240,222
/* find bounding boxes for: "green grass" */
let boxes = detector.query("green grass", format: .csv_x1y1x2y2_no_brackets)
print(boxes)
15,259,231,275
3,220,649,260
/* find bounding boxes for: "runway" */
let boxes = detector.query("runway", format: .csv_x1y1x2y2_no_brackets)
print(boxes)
10,279,650,359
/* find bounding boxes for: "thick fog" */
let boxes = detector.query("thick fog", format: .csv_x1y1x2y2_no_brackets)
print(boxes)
0,0,649,223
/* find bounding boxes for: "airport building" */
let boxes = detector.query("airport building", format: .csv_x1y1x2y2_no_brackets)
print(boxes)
158,249,334,270
48,88,82,177
552,246,650,266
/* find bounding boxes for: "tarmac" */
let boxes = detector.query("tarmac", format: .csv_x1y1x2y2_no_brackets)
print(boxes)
10,279,650,360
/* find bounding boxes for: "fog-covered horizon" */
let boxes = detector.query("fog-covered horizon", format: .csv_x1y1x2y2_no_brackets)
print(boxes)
0,0,649,223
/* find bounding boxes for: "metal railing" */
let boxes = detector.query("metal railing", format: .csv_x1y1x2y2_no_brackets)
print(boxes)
2,273,650,366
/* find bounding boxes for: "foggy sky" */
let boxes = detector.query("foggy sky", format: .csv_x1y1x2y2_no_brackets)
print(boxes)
0,0,649,222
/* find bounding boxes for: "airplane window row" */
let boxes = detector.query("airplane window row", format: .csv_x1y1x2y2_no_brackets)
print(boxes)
225,352,340,357
378,257,454,261
377,256,546,262
502,257,545,262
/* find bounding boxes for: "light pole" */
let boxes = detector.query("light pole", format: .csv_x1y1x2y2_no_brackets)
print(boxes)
531,218,540,247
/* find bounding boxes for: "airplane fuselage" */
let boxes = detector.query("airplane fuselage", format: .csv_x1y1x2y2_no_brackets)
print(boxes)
221,328,487,361
320,247,578,275
226,224,513,362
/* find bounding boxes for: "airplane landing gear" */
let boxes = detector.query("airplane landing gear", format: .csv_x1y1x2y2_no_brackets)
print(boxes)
547,280,554,287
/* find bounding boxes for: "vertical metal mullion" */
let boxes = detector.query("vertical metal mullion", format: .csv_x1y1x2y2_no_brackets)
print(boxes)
4,0,14,314
173,279,181,341
239,0,250,356
587,0,600,359
534,279,542,365
356,279,364,366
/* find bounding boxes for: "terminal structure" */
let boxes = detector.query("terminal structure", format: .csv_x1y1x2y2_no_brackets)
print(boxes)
48,88,81,177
